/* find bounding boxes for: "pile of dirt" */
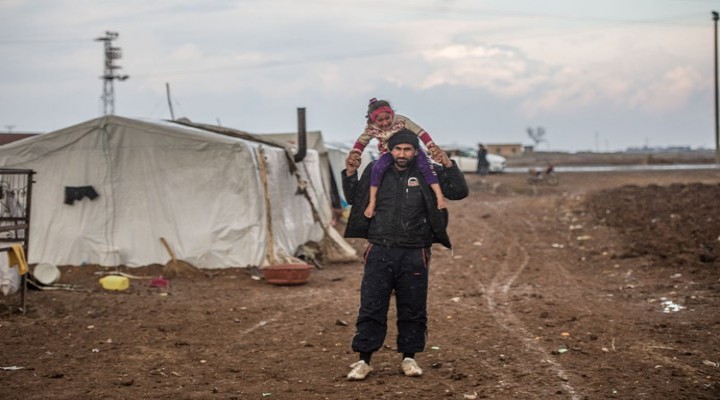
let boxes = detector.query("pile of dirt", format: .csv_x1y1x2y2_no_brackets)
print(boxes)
586,182,720,267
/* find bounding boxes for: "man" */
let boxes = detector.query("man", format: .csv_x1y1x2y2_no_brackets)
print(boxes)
476,143,489,176
341,129,469,380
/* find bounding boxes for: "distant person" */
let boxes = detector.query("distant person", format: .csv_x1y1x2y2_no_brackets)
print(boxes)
342,129,469,381
346,98,448,219
476,144,489,176
545,161,555,175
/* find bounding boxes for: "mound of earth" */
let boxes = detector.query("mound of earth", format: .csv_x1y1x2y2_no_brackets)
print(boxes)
586,183,720,267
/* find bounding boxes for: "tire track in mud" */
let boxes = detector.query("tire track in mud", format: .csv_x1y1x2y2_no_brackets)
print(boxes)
455,199,582,400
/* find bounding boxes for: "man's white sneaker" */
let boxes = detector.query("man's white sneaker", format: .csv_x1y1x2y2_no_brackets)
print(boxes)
347,360,373,380
401,357,423,377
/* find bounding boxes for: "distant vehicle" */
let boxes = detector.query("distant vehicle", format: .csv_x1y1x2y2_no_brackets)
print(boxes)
444,147,507,173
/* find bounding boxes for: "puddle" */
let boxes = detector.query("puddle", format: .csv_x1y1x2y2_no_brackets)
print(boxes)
660,297,686,313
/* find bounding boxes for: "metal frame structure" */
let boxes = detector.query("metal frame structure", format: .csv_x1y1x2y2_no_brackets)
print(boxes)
0,168,35,313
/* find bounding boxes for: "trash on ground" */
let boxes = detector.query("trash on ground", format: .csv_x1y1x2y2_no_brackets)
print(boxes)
551,243,565,248
660,298,685,313
1,366,24,371
150,277,170,288
99,275,130,291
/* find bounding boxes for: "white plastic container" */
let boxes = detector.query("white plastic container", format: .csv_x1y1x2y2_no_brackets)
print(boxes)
34,263,61,285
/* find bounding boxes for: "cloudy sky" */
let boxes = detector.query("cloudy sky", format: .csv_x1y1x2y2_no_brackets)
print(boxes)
0,0,717,152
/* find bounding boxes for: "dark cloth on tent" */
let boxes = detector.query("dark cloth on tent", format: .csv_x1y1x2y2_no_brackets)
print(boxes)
64,186,99,205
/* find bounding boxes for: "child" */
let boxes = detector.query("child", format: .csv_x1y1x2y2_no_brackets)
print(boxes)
347,98,447,218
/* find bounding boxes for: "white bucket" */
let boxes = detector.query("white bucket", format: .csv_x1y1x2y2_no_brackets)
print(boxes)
33,263,60,285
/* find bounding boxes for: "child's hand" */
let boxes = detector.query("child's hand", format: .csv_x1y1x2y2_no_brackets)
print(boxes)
345,151,361,175
427,144,450,165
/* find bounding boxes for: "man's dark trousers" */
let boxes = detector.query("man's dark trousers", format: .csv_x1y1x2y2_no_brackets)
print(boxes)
351,244,430,354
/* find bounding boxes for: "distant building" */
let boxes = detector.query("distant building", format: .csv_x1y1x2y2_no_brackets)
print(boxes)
486,143,524,157
625,146,694,153
0,132,41,146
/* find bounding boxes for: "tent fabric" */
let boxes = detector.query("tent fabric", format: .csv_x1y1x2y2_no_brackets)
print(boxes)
257,131,336,211
0,116,354,268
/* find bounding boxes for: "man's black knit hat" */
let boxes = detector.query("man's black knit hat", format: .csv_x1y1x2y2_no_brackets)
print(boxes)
387,129,419,150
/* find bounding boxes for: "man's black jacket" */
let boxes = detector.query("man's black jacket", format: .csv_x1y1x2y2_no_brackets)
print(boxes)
342,159,469,249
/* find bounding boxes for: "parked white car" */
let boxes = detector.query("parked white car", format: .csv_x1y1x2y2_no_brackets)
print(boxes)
445,147,507,174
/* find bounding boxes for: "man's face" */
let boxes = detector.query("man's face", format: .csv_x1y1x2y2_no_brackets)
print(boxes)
391,143,417,169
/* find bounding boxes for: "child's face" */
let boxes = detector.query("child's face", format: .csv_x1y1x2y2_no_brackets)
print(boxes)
374,112,393,129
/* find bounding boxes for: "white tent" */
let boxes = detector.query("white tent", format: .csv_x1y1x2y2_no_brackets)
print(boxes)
258,131,340,211
0,116,355,268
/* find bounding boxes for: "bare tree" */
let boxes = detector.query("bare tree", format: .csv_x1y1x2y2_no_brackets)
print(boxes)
527,126,546,147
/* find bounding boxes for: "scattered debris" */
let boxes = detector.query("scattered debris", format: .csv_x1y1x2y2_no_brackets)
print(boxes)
660,298,685,313
99,275,129,291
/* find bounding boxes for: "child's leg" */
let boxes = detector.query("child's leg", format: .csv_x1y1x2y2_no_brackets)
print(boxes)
416,149,446,209
365,153,394,218
365,186,378,218
430,183,446,209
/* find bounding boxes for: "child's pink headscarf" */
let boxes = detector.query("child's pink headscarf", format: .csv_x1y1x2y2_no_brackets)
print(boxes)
370,106,394,122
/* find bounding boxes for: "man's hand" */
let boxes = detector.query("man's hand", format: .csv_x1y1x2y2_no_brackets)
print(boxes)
345,151,361,176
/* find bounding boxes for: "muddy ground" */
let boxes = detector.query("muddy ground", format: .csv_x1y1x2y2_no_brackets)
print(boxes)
1,168,719,400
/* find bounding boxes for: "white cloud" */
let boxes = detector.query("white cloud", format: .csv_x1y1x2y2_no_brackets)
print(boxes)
0,1,714,150
626,66,705,113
